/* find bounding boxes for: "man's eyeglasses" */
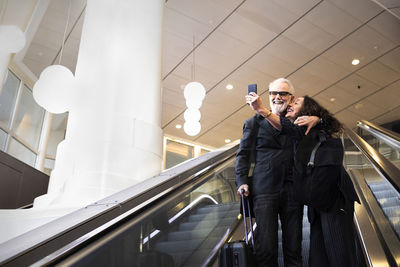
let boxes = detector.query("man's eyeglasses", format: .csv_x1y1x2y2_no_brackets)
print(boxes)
268,91,292,97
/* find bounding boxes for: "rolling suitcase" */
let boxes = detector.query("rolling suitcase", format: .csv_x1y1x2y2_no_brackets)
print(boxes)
219,192,256,267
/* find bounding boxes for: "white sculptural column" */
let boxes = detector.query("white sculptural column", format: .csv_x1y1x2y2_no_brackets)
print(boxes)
36,0,164,207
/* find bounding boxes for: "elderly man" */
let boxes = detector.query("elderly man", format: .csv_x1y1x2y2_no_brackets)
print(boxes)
236,78,303,266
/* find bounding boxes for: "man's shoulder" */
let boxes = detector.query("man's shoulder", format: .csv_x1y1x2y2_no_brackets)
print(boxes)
244,114,260,126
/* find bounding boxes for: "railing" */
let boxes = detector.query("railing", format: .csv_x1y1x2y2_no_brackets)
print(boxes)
0,141,240,266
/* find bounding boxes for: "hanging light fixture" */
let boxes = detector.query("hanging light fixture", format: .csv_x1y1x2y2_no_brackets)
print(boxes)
33,0,75,114
0,1,26,58
183,36,205,136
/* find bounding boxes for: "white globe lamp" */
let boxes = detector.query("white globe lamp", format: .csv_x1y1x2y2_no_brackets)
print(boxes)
33,65,75,113
184,121,201,136
0,25,25,53
184,82,205,101
184,108,201,122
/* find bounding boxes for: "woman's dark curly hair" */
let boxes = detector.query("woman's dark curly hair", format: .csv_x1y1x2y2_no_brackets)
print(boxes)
297,95,343,136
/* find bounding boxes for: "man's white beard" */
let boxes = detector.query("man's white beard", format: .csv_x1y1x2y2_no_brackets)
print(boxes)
270,101,288,115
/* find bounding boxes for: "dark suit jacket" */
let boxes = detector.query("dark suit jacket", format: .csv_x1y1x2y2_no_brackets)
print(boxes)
235,114,294,196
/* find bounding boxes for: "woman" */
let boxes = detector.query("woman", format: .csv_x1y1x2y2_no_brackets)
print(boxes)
246,93,360,267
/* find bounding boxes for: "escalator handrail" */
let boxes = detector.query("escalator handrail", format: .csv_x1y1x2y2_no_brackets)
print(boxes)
0,141,240,266
344,125,400,193
358,120,400,150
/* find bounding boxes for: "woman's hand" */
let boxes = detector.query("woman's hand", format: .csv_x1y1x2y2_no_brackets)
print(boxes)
237,184,250,197
294,116,320,135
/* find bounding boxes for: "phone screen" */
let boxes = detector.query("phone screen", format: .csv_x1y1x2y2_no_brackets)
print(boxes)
248,84,257,94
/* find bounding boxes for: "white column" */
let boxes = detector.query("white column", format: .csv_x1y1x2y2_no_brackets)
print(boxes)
36,0,164,207
35,111,52,171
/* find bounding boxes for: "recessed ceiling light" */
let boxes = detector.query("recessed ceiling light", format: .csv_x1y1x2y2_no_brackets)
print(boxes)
352,59,360,65
330,98,336,102
176,124,182,129
225,139,231,143
226,84,233,90
354,103,363,110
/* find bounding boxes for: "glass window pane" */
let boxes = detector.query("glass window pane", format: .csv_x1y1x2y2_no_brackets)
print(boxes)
0,70,20,130
165,140,194,169
200,148,210,156
13,85,45,149
47,112,68,157
44,158,55,176
0,128,7,151
8,138,36,167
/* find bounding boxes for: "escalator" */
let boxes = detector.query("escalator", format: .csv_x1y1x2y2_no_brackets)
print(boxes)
0,121,399,266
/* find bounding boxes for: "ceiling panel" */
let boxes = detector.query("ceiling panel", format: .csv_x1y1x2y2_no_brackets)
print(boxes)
378,46,400,73
161,102,184,127
356,60,400,87
16,0,400,149
271,0,321,16
322,24,397,71
218,12,277,49
313,94,343,114
346,99,386,119
288,68,332,96
166,0,242,27
372,105,400,125
282,18,337,54
266,36,317,70
364,80,400,110
304,1,362,38
335,109,362,129
237,0,299,34
200,29,259,63
335,73,381,99
315,85,357,113
367,11,400,44
328,0,383,22
246,48,297,78
302,56,349,84
162,73,188,94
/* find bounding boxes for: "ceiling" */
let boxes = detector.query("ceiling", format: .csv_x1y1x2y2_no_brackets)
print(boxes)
11,0,400,148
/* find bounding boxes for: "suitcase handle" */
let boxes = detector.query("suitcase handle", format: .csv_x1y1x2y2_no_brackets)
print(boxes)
240,190,255,247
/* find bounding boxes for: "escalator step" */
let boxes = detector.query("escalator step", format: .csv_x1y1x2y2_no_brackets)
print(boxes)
377,197,400,208
382,206,400,217
188,211,238,222
179,217,234,231
168,226,228,241
369,183,392,192
374,190,398,200
155,238,203,253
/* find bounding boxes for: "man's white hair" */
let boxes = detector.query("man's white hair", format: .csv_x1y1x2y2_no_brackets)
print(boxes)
269,78,295,95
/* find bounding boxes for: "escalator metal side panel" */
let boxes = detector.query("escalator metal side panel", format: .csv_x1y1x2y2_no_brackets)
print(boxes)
358,120,400,150
40,156,241,267
345,126,400,194
0,142,240,267
344,127,400,266
349,169,396,267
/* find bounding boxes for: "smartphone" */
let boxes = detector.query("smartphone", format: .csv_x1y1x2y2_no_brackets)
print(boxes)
248,84,257,95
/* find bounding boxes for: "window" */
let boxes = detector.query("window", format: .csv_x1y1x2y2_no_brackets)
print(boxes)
12,85,45,150
0,71,20,130
0,128,7,151
199,148,210,156
8,138,36,167
47,112,68,157
44,158,55,176
165,139,194,169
